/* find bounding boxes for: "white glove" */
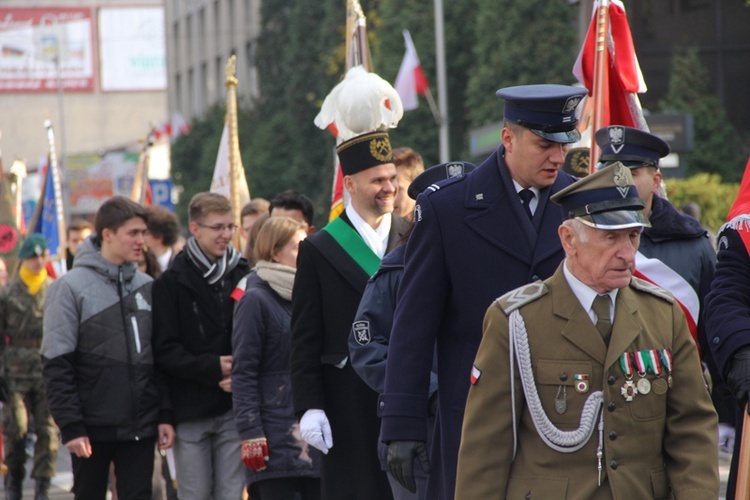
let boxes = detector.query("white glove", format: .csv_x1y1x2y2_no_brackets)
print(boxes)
300,409,333,454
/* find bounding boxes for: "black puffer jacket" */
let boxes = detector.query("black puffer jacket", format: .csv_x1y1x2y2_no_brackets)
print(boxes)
232,271,321,485
152,251,249,423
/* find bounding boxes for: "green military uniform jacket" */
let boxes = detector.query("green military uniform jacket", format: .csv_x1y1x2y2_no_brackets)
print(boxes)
456,265,718,500
0,277,51,380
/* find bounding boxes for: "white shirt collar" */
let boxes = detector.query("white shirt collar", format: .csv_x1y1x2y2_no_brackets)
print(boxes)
345,204,391,259
156,248,173,271
512,180,540,215
563,259,618,323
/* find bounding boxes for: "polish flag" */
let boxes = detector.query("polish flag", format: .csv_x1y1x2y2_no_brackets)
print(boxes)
394,30,429,111
634,251,699,347
572,0,648,130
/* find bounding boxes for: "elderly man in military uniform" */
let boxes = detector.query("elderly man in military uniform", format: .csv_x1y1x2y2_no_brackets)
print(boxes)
456,164,718,499
0,234,59,499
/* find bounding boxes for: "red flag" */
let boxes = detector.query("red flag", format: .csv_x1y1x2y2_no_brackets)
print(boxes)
394,30,429,111
573,0,648,131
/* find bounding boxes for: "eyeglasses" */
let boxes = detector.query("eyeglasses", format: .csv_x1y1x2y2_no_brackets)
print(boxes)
197,223,238,234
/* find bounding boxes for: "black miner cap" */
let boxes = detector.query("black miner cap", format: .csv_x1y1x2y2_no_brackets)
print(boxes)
408,161,477,200
496,84,588,143
595,126,670,169
336,130,393,176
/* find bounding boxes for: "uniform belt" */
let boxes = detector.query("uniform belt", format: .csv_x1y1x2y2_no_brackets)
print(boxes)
7,338,42,348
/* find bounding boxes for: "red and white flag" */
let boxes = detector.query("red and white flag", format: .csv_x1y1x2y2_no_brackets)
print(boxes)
572,0,648,131
634,251,700,346
394,30,429,111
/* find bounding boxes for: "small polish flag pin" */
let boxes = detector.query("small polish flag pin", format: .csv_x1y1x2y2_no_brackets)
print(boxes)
470,365,482,385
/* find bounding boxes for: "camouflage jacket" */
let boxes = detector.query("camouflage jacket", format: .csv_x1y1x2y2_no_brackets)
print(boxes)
0,276,51,379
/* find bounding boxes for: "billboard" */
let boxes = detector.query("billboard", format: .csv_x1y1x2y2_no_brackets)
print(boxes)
0,7,95,92
99,7,166,91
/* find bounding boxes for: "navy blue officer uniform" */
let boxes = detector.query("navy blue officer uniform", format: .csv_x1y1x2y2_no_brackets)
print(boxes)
348,162,477,499
378,84,587,500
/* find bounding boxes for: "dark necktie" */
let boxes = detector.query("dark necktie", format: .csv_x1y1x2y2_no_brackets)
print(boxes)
592,294,612,346
519,189,535,220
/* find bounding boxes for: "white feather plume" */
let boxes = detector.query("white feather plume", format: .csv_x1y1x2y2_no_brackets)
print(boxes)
314,66,404,141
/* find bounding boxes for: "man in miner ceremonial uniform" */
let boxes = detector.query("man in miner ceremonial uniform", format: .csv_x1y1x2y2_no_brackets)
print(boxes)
455,163,719,499
290,128,409,499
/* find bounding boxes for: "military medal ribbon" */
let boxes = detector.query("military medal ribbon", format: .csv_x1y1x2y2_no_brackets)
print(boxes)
633,351,651,394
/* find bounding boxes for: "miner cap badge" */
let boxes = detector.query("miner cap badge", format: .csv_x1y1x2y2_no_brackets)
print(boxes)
550,162,650,230
336,130,393,176
495,84,588,143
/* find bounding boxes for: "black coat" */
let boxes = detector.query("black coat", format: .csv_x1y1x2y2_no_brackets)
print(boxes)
379,147,576,500
705,223,750,499
232,271,320,485
290,212,408,500
152,251,249,423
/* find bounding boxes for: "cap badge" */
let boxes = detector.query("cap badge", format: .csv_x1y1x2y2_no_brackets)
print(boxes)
446,163,464,178
369,136,391,162
562,95,583,113
34,244,42,255
569,149,589,175
609,126,625,154
613,163,630,198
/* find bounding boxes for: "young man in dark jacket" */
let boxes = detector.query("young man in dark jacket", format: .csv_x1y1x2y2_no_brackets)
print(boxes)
152,192,249,499
42,196,174,499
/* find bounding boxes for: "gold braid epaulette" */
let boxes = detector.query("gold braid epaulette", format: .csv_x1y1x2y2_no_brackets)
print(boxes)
496,282,548,315
629,277,674,303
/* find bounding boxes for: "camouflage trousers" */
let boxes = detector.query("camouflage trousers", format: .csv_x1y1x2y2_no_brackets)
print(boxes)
2,377,59,479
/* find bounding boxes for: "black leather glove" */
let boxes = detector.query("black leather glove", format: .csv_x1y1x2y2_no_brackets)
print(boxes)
387,440,430,493
727,347,750,413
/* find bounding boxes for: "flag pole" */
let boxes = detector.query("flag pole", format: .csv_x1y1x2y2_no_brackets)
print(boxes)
43,120,68,271
589,0,611,172
225,55,245,250
131,129,155,205
434,0,449,162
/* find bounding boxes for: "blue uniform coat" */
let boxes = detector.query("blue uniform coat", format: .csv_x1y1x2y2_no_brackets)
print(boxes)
379,147,576,499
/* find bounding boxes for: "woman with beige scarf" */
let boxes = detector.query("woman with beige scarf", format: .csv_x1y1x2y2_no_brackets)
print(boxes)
231,217,321,500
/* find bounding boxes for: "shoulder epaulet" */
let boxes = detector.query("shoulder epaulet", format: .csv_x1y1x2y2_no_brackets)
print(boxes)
496,281,548,314
422,174,466,197
629,277,674,304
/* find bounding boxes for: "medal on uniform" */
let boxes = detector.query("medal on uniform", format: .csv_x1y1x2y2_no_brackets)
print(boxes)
619,352,638,401
633,351,651,395
648,349,668,394
555,385,567,414
659,348,674,387
574,374,589,394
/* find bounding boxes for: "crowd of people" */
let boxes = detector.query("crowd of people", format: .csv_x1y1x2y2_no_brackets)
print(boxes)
0,79,743,500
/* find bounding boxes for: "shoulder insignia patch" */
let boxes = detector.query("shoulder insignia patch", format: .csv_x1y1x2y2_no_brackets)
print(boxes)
497,282,548,314
353,321,371,345
630,278,674,303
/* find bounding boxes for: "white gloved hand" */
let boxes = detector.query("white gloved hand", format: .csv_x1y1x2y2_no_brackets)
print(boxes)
300,409,333,454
